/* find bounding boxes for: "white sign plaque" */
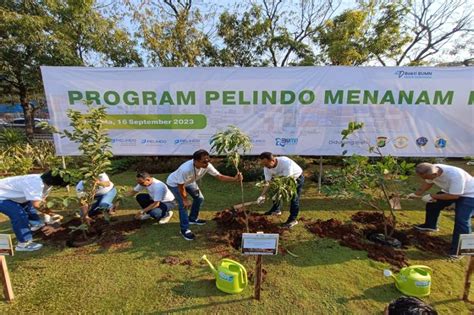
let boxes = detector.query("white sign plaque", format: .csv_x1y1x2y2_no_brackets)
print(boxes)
242,232,279,255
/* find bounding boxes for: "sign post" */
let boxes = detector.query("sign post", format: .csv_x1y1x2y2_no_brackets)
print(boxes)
457,234,474,301
242,232,279,300
0,234,14,302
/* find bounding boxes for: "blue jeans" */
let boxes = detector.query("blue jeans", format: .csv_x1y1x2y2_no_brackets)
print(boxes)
168,183,204,232
0,200,42,242
268,175,304,221
135,194,175,220
88,187,117,216
423,192,474,255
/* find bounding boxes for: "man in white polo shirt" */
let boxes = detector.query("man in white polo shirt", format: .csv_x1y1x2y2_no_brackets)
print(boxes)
409,162,474,259
0,171,69,251
76,172,117,221
167,149,242,241
256,152,304,229
127,172,175,223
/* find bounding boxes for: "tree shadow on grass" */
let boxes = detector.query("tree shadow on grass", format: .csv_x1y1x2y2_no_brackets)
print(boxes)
283,238,364,267
161,296,254,314
336,283,399,305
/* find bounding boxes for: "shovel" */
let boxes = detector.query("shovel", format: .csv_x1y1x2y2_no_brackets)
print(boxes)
232,200,259,211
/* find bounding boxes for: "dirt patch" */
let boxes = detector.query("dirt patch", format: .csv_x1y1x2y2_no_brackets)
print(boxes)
305,212,452,268
41,216,142,249
162,256,193,266
212,208,286,251
247,268,268,284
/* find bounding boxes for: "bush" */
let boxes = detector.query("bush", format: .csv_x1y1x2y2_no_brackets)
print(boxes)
132,156,190,174
288,155,309,169
215,156,263,182
110,157,139,174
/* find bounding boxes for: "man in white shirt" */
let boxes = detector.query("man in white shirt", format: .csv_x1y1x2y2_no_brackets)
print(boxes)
127,172,175,224
0,171,69,251
256,152,304,229
166,149,243,241
76,173,117,221
409,163,474,258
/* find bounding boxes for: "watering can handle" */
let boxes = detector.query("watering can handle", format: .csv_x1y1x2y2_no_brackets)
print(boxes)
410,265,432,274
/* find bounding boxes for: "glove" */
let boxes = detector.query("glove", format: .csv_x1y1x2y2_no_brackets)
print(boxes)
406,193,420,199
256,196,266,205
421,194,435,203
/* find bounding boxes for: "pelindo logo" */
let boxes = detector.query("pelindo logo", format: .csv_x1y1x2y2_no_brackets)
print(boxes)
275,138,298,147
111,138,137,144
141,139,167,145
394,70,432,79
174,139,200,145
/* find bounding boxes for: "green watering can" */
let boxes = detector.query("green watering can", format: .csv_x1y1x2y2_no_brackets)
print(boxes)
201,255,248,294
384,265,432,297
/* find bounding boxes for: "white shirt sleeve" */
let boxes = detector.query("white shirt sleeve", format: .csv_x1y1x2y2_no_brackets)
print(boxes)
22,178,44,201
206,163,221,177
133,184,144,192
263,168,272,181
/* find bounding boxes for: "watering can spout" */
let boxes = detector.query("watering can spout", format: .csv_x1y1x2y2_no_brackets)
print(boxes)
201,255,218,277
383,269,397,280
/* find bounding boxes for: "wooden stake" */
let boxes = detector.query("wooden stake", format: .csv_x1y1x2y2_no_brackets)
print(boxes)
255,255,263,300
0,256,14,302
463,256,474,301
318,156,323,194
61,156,70,192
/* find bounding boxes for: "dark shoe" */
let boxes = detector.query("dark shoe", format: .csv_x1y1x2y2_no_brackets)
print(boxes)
447,255,463,262
264,210,282,216
189,219,206,225
181,229,195,241
413,224,439,232
282,219,298,229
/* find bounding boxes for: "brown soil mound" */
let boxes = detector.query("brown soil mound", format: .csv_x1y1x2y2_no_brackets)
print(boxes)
213,208,286,251
306,212,452,268
41,217,142,249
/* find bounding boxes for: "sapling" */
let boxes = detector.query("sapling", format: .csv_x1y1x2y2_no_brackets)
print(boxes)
41,103,113,232
210,125,252,231
323,122,414,242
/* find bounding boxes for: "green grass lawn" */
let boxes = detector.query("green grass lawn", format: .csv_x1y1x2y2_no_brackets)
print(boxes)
0,161,473,314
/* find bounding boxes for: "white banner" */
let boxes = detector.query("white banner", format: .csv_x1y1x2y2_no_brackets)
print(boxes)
41,66,474,157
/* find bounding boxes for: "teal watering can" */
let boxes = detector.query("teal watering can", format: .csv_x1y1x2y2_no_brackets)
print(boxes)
384,265,432,297
201,255,248,294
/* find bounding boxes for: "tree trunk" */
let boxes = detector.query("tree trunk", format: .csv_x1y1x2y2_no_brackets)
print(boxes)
19,87,35,140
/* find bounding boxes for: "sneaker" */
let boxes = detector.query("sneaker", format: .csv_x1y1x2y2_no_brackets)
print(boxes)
447,255,463,261
181,229,195,241
30,222,45,232
189,219,206,225
282,219,298,229
264,210,282,216
413,224,439,232
15,241,43,252
159,211,173,224
138,213,151,220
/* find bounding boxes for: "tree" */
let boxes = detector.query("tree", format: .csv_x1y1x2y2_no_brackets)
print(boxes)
317,1,409,65
390,0,473,65
132,0,212,66
0,0,141,138
209,5,270,66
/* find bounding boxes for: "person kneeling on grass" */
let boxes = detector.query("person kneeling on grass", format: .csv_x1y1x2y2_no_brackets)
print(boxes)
408,162,474,260
126,172,175,224
0,171,69,251
166,149,243,241
76,173,117,222
256,152,304,229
